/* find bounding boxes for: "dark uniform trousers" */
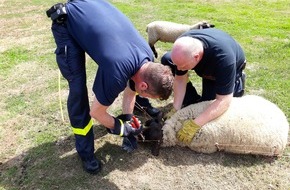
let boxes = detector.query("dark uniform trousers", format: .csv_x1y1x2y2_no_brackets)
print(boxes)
51,21,95,161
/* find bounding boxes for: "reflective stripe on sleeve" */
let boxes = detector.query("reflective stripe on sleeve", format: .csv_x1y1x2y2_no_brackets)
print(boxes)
119,119,124,136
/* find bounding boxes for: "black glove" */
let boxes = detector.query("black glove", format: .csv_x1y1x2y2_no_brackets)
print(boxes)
116,114,139,152
116,114,133,121
108,114,141,152
110,115,143,137
106,114,132,134
122,134,138,153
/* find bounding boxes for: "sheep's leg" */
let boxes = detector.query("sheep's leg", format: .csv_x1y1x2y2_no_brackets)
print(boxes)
150,45,158,58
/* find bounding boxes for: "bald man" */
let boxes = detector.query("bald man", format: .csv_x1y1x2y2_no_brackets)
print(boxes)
161,28,246,144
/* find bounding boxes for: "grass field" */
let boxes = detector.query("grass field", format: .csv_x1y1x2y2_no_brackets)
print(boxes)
0,0,289,189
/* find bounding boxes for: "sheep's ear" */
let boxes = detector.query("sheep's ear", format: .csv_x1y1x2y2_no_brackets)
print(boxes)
144,111,164,128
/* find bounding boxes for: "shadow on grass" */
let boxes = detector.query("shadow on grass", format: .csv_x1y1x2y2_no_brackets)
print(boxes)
0,123,282,190
0,125,149,189
0,137,116,189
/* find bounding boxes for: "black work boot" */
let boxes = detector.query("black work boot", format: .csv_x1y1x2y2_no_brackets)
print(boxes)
182,82,201,108
134,95,160,117
234,72,246,97
82,156,101,175
241,72,246,96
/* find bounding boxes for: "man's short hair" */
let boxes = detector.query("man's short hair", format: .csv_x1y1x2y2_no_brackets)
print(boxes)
143,62,174,100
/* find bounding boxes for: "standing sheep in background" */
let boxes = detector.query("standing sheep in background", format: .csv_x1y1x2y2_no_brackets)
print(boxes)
146,21,214,58
141,95,289,156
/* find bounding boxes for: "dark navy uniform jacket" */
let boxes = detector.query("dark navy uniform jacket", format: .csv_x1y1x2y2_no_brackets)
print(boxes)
176,28,245,95
65,0,153,106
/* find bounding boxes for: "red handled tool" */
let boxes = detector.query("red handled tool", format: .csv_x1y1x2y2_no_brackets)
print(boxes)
130,116,140,129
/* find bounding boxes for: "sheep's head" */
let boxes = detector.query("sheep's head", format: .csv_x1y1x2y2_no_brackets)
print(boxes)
138,112,164,156
196,21,215,29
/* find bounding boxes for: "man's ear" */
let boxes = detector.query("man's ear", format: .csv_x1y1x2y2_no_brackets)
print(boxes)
193,52,199,61
139,81,148,90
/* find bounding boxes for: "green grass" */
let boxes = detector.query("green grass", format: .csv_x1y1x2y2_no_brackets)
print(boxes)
114,0,290,118
0,0,289,189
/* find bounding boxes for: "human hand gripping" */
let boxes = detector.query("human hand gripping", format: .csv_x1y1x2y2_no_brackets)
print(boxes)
111,114,143,137
177,119,200,144
113,114,142,152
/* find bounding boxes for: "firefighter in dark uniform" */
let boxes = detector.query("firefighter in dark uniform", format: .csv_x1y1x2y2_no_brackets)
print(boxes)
47,0,173,174
162,28,246,144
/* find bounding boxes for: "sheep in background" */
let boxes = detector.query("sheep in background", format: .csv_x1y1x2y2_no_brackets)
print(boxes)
141,95,289,157
146,21,214,58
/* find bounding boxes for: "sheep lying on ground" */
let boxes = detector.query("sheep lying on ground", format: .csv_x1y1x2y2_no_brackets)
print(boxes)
140,95,289,156
146,21,214,58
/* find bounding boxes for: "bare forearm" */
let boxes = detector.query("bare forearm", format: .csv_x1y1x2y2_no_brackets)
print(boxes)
94,111,115,129
90,97,115,129
173,74,188,110
194,94,233,126
122,86,136,114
